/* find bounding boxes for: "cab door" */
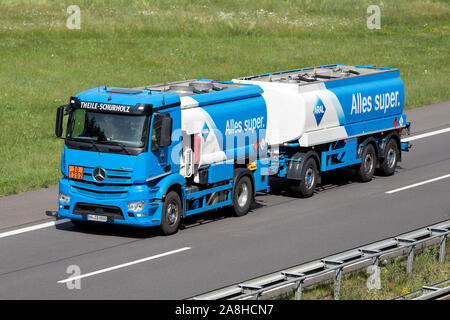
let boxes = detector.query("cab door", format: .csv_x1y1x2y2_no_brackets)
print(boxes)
149,108,181,177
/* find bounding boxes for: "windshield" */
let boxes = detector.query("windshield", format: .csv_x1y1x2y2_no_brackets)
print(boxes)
66,109,149,148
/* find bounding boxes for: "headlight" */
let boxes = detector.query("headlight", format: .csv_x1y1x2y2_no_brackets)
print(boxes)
59,192,71,203
128,201,145,212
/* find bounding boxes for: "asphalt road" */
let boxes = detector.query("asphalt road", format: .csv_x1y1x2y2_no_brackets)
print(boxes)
0,101,449,299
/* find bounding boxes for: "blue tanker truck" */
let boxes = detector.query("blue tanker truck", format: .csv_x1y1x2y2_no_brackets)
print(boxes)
55,64,411,234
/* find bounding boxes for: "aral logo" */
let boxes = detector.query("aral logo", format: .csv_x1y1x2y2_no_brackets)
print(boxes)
201,123,210,140
313,97,326,125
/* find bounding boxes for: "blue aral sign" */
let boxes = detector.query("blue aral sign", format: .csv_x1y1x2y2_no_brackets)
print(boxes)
202,122,210,140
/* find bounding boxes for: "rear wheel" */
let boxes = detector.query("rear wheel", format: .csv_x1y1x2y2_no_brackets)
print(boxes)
160,191,182,235
288,157,318,198
378,139,399,176
356,144,377,182
232,175,253,217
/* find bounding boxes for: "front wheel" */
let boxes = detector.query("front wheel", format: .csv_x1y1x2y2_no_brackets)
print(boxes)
160,191,182,235
232,175,253,217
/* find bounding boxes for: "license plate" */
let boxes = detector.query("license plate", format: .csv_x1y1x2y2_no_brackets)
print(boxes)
87,214,108,222
69,165,84,180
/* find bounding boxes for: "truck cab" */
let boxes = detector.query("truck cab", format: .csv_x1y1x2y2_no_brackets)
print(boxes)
56,87,186,232
56,80,266,235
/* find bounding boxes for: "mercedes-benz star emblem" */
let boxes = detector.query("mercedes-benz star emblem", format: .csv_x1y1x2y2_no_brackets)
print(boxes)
93,167,106,182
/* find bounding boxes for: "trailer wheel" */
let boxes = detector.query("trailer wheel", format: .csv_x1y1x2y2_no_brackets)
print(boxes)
160,191,182,235
356,144,377,182
378,139,399,176
288,157,318,198
232,175,253,217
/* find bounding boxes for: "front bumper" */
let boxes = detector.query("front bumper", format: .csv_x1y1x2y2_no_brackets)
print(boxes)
58,178,163,227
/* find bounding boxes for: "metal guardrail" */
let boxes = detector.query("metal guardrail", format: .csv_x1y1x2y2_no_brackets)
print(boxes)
414,284,450,300
393,279,450,300
191,220,449,300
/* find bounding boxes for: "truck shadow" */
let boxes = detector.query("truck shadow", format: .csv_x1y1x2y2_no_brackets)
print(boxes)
182,168,364,229
54,218,161,239
53,166,399,238
266,167,357,197
179,207,232,231
53,206,257,238
53,210,234,238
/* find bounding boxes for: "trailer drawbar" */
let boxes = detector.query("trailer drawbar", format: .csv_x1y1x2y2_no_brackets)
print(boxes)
55,64,411,235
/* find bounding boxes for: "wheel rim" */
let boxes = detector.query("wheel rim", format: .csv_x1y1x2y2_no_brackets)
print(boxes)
305,167,315,189
364,152,374,173
237,183,249,208
387,148,396,168
167,201,178,225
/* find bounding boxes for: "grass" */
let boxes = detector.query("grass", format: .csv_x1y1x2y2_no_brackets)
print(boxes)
280,242,450,300
0,0,449,196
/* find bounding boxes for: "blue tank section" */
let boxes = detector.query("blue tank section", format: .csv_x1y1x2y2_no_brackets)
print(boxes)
198,94,267,160
325,69,405,126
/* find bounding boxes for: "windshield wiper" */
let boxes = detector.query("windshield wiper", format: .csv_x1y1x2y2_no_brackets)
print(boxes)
69,138,101,152
98,140,131,155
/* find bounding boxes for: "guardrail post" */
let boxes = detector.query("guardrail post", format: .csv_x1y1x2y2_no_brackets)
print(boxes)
397,238,416,276
429,227,448,263
238,283,262,300
407,245,414,275
334,268,342,300
439,235,446,263
373,255,379,267
294,280,303,300
282,271,305,300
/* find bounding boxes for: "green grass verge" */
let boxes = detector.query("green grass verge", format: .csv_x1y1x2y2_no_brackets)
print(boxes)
279,242,450,300
0,0,449,196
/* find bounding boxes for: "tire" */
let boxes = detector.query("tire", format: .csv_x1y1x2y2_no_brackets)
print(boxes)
160,191,182,235
356,143,377,182
288,157,318,198
232,175,253,217
378,139,399,176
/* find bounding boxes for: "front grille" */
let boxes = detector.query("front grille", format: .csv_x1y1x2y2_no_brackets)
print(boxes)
72,185,127,194
106,175,131,180
74,203,124,220
70,178,132,187
69,166,133,199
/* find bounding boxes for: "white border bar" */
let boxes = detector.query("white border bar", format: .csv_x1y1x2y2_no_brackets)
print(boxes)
0,219,70,239
402,127,450,142
386,174,450,194
58,247,191,283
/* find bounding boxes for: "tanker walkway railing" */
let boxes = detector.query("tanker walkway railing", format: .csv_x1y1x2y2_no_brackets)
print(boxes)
191,220,449,300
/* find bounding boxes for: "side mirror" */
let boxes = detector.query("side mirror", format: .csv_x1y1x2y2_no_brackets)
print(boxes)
159,116,173,148
55,105,66,138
